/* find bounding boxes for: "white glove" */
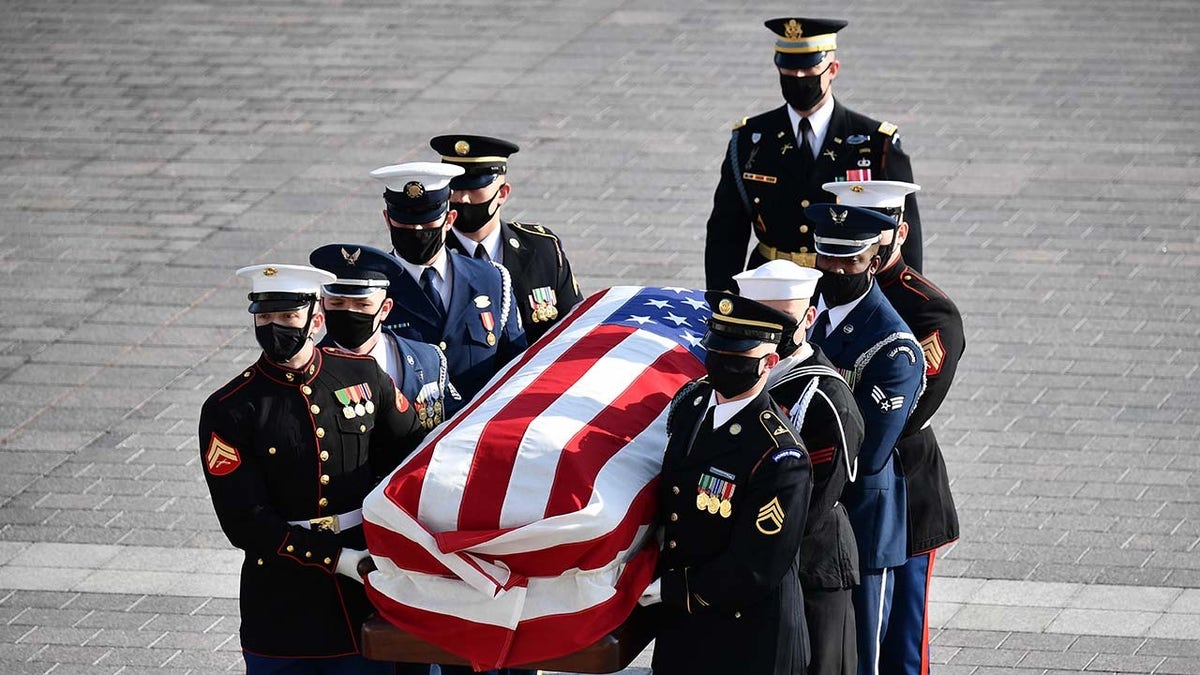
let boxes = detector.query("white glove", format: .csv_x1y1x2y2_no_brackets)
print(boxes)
335,548,370,583
638,578,662,606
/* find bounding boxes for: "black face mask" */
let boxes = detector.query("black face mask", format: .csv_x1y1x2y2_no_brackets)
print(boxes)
255,306,314,363
451,188,501,234
391,222,446,265
705,351,766,399
324,306,382,350
816,268,874,307
776,319,802,358
779,63,831,112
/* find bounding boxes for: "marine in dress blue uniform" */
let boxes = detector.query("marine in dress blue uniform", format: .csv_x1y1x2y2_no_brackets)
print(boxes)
704,17,923,293
803,206,925,675
370,162,527,403
737,261,866,675
824,182,962,675
310,243,463,430
199,264,425,675
654,292,812,675
432,134,583,344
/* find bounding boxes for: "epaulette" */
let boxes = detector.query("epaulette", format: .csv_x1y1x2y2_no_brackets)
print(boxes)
732,117,749,130
877,121,898,137
214,365,258,403
321,346,376,363
900,269,949,301
510,220,558,241
758,409,799,448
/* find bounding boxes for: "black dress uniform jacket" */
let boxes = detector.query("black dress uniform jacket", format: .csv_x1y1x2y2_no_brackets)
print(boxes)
199,347,424,658
705,100,922,292
877,259,963,555
447,220,583,344
654,382,813,675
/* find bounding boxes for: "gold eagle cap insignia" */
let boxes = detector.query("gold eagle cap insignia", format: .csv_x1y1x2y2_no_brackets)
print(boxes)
454,140,470,156
404,181,425,199
341,247,361,265
830,208,849,225
784,19,803,39
263,267,277,276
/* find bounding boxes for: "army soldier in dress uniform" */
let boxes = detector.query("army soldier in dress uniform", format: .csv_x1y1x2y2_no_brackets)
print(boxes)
654,292,813,675
823,181,962,675
311,243,463,430
735,261,866,675
372,162,527,403
705,17,923,293
431,134,583,343
804,205,926,675
199,264,426,674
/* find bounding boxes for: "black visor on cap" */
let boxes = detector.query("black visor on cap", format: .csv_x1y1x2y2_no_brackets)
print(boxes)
248,292,317,314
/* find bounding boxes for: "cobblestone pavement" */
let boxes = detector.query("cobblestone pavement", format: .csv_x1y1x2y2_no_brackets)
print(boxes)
1,0,1198,672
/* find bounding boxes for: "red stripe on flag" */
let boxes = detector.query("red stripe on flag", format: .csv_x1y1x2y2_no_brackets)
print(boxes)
458,324,638,531
544,345,702,518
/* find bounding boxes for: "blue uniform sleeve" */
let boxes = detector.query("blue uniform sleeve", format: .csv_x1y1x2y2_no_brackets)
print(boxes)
853,336,926,476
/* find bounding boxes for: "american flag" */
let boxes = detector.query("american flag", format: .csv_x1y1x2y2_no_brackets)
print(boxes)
362,286,710,669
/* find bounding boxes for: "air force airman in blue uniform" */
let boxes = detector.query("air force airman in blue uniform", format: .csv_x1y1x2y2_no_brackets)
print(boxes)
310,243,462,430
370,162,527,403
804,204,925,675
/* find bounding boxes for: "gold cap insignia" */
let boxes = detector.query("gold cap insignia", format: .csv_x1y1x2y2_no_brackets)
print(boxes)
341,247,361,265
784,19,803,39
454,140,470,156
718,298,733,314
404,181,425,199
263,267,277,276
851,185,865,192
830,208,848,224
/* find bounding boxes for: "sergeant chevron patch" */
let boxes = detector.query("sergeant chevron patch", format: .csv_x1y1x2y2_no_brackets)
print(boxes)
756,497,785,535
205,433,241,476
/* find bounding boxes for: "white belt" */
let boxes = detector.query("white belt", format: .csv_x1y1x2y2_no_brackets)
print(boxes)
288,509,362,534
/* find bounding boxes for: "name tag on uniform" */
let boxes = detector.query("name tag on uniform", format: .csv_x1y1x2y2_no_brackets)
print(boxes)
742,172,777,184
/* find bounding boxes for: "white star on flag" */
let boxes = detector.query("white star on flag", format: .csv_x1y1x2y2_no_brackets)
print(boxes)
644,299,671,309
680,331,703,347
662,312,690,327
662,287,690,294
626,315,653,325
681,297,707,311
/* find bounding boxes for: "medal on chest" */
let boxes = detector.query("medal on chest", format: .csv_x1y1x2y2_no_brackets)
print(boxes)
695,469,737,518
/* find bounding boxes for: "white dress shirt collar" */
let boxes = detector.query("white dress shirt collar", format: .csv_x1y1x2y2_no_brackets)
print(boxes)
451,226,504,265
814,281,872,337
396,248,452,309
787,96,835,159
707,390,759,430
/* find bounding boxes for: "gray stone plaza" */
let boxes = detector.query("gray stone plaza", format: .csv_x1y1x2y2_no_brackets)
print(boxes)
1,0,1198,672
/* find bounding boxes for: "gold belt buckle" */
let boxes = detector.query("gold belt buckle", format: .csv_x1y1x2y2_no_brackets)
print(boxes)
310,515,339,533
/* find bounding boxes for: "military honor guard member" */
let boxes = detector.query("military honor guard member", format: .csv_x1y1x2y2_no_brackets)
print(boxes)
431,134,584,344
654,292,813,675
199,264,426,674
705,17,923,293
823,181,962,675
735,261,866,675
804,205,926,675
371,161,526,403
310,243,462,430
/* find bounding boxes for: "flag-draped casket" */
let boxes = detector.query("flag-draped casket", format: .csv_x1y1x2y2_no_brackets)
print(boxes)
362,286,711,669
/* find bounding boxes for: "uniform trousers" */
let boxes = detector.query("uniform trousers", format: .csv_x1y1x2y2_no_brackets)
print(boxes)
805,587,856,675
879,550,937,675
852,567,894,675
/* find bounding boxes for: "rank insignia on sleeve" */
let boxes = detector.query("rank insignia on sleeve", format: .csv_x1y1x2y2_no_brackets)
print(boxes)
921,331,946,376
205,433,241,476
871,385,905,413
755,497,785,535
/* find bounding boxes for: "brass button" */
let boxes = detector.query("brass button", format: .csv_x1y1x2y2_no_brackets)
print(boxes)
256,558,263,566
285,373,295,382
799,225,809,234
320,474,330,485
267,447,276,455
800,199,810,208
903,274,913,281
671,486,680,495
316,427,325,438
301,385,312,395
304,551,312,559
319,451,329,461
310,404,320,415
243,371,252,378
670,513,678,522
438,341,447,351
318,497,328,508
308,365,316,375
359,425,366,432
324,557,333,565
753,197,761,204
799,247,808,253
286,545,294,553
734,611,742,619
668,540,677,549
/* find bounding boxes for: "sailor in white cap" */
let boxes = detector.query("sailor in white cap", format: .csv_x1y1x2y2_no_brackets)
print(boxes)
199,263,425,674
823,180,963,675
735,260,866,675
370,161,527,402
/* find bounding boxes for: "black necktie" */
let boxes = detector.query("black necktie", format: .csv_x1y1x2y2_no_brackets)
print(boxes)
798,117,815,175
809,310,830,347
420,267,445,317
474,243,490,262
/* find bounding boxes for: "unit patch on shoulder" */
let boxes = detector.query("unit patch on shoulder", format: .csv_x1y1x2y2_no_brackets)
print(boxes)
771,448,805,463
395,387,410,413
755,497,785,535
205,433,241,476
921,330,946,377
